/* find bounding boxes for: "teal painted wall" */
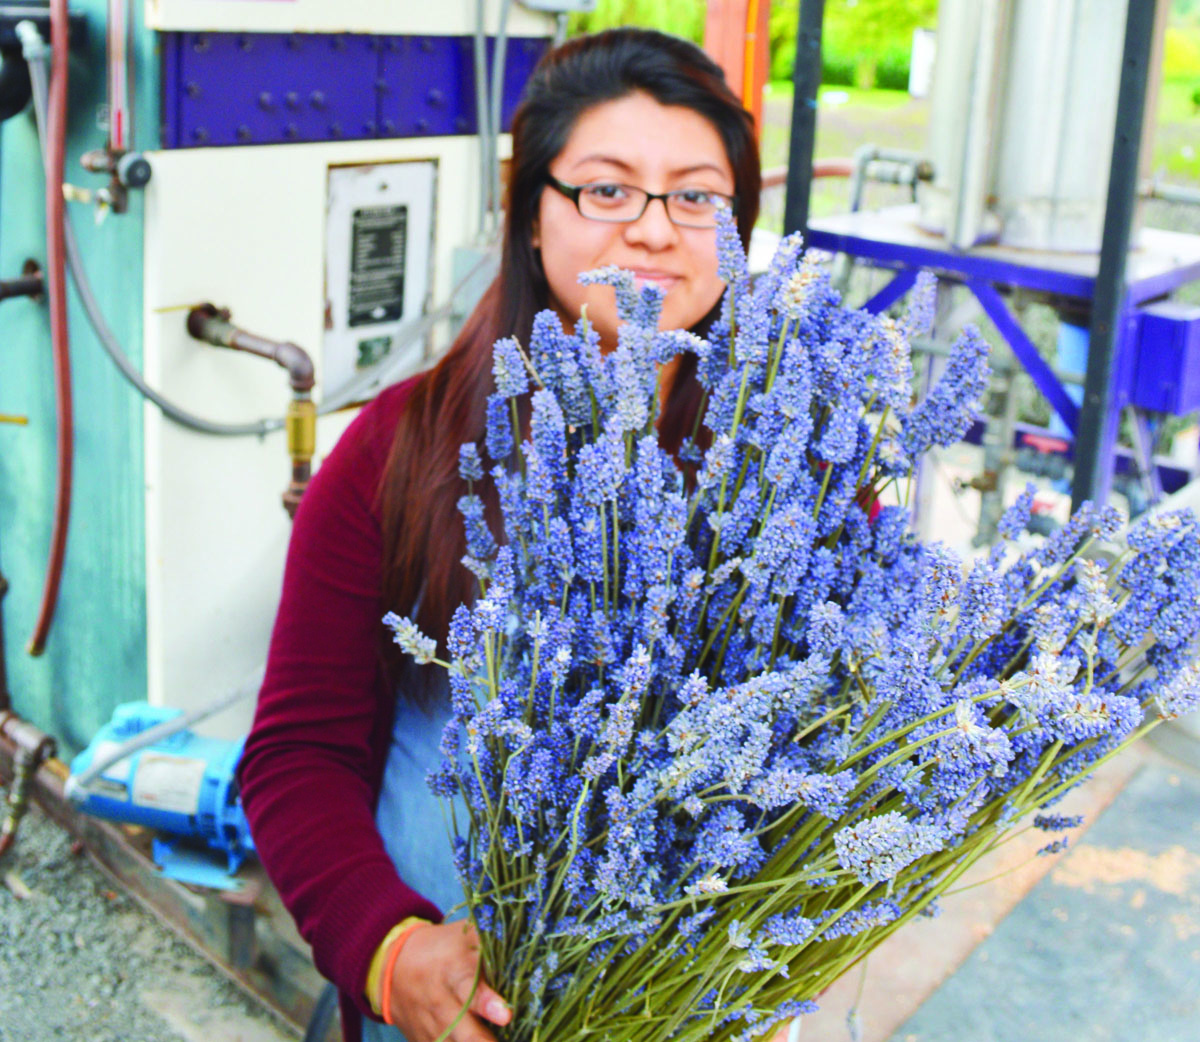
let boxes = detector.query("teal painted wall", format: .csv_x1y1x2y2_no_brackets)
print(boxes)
0,2,159,754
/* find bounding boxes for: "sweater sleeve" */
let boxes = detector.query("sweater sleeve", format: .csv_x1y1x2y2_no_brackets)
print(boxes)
237,378,441,1019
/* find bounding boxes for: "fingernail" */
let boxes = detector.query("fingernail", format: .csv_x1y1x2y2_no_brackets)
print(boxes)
488,999,509,1020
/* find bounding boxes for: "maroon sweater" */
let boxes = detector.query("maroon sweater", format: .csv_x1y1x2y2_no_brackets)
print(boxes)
238,377,441,1042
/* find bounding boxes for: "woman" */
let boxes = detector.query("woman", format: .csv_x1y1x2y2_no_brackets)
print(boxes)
238,28,761,1042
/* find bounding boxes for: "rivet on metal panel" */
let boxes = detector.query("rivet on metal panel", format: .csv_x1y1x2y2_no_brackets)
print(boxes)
375,79,388,93
420,39,434,53
238,35,253,52
186,81,201,99
363,120,377,134
388,38,400,53
333,36,347,52
416,118,429,133
310,91,326,110
236,125,252,142
258,92,274,111
427,89,444,107
329,122,342,137
286,92,300,109
383,119,398,135
287,34,302,51
370,38,382,52
455,117,470,133
193,35,209,54
285,123,299,139
192,127,209,143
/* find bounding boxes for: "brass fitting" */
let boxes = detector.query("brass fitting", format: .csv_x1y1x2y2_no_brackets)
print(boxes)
285,398,317,463
283,398,317,519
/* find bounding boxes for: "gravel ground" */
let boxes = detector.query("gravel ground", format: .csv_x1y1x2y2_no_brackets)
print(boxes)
0,804,298,1042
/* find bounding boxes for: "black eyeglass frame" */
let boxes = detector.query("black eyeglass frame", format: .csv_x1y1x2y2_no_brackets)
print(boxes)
544,176,739,229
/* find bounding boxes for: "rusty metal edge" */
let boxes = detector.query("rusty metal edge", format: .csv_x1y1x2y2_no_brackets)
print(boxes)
0,734,323,1035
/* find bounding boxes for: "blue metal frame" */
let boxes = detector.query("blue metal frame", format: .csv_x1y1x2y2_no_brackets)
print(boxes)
806,216,1200,507
160,32,549,149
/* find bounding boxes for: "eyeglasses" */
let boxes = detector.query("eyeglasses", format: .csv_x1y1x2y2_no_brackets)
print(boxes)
545,176,738,229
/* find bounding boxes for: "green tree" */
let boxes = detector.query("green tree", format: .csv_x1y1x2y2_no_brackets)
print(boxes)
568,0,705,44
772,0,938,87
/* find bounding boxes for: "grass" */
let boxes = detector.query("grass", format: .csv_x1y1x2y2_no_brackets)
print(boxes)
1151,80,1200,181
759,85,927,171
758,79,1200,187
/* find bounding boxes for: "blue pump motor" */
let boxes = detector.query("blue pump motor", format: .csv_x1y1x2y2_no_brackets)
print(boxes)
68,702,255,876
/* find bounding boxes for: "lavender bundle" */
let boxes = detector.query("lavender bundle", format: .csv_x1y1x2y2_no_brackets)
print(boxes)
386,216,1200,1042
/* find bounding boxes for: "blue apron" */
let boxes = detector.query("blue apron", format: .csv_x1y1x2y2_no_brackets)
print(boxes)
363,678,464,1042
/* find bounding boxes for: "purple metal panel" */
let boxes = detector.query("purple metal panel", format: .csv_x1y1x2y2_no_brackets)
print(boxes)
1132,302,1200,414
968,278,1080,433
161,34,184,152
803,226,1098,301
161,33,549,148
496,37,550,130
377,36,548,138
378,36,475,138
167,32,379,147
861,268,918,315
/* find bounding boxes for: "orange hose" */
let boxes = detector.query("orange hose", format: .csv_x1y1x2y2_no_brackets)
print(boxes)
742,0,759,105
28,0,73,657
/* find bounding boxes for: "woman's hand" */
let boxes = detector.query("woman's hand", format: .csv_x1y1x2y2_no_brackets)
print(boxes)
385,921,512,1042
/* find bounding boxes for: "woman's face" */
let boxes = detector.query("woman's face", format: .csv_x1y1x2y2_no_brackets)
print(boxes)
536,91,735,349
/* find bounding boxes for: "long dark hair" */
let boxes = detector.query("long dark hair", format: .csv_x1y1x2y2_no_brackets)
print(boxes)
378,28,761,678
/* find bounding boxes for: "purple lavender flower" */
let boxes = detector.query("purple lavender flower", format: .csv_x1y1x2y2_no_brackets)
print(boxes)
901,325,991,458
459,443,484,483
458,493,497,560
834,812,946,886
576,425,624,506
957,557,1004,641
714,205,748,287
998,482,1037,540
578,265,639,323
901,270,938,341
1152,662,1200,719
492,336,529,398
613,344,649,433
382,612,438,664
872,316,914,411
816,401,861,464
821,899,901,939
763,910,817,947
807,602,845,658
407,219,1200,1042
1033,813,1083,832
485,393,512,461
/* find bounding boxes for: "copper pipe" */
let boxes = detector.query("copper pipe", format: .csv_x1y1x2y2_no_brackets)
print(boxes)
186,304,315,393
0,272,44,301
186,305,317,515
28,0,73,658
761,159,855,191
0,711,57,858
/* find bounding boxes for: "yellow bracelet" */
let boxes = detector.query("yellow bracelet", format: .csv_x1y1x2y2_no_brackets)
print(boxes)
366,916,431,1017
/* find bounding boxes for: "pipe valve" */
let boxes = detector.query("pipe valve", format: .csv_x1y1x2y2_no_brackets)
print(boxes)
186,305,317,517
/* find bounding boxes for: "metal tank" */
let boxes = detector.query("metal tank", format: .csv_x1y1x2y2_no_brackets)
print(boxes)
919,0,1164,252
